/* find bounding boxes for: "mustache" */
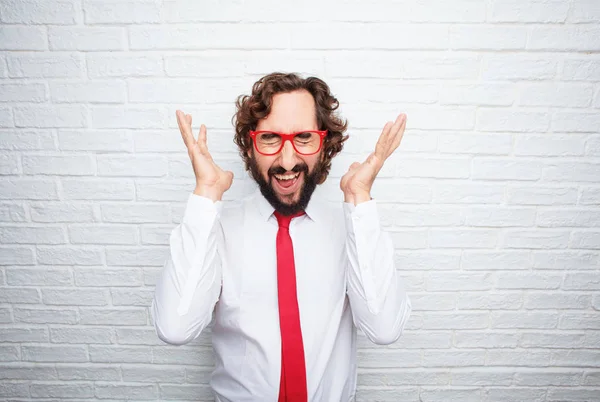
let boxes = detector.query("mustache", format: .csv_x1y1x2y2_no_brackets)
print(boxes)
268,164,308,177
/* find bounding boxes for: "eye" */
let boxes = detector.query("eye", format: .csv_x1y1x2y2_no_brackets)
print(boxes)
258,133,279,142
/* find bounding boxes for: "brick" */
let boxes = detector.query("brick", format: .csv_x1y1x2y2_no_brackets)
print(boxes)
491,311,558,329
461,251,531,270
30,202,95,223
90,345,151,363
0,83,47,102
49,27,125,51
153,346,214,365
129,78,247,104
426,272,493,291
394,157,470,179
91,106,165,129
477,109,549,132
450,25,527,50
429,229,498,248
482,55,557,80
0,0,81,24
140,226,170,245
563,59,600,81
358,369,450,386
50,327,113,344
61,178,135,200
519,83,593,107
79,308,147,325
552,112,600,132
58,129,132,152
30,383,94,398
74,268,142,287
356,387,419,402
0,382,30,398
7,52,83,78
68,224,138,245
0,128,55,151
122,365,186,383
422,312,488,330
515,134,587,156
0,247,35,265
450,369,513,386
490,0,569,22
537,209,600,228
14,105,86,128
521,332,585,349
0,327,48,342
529,26,600,51
440,84,514,106
392,207,463,227
22,345,88,362
486,349,552,366
587,136,600,156
496,272,562,289
22,155,94,175
0,307,12,323
14,307,78,324
0,287,40,303
135,180,193,202
559,313,600,329
50,81,126,103
408,293,456,311
465,207,535,227
165,54,246,77
551,350,600,367
508,185,578,205
483,387,546,401
572,231,600,249
388,230,428,250
0,107,13,127
129,25,289,50
106,246,172,267
420,388,481,401
42,288,109,306
293,23,448,50
87,53,164,78
564,273,600,290
580,187,600,205
525,293,591,309
95,383,158,399
454,331,519,348
327,52,481,79
100,203,170,223
569,0,600,22
0,345,19,361
37,246,104,265
0,364,57,380
457,293,522,310
394,252,461,271
57,365,120,381
502,230,570,249
84,0,161,23
547,388,600,401
0,26,46,50
433,183,505,204
111,288,153,306
0,202,26,222
97,155,168,177
6,267,72,286
0,153,19,174
160,384,212,400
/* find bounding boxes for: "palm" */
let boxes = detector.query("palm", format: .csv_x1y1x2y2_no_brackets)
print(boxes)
340,114,406,202
176,110,233,199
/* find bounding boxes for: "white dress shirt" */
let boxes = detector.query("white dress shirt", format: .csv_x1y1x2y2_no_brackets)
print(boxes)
152,189,411,402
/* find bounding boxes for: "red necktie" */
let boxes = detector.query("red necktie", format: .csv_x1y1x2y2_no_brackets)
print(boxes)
274,211,308,402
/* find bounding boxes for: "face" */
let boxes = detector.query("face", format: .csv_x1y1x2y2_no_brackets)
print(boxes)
247,89,324,216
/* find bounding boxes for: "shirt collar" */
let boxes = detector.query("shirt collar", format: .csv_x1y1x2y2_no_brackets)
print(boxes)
254,188,327,224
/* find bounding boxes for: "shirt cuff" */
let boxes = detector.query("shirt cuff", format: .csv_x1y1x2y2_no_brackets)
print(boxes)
343,199,380,234
182,193,223,228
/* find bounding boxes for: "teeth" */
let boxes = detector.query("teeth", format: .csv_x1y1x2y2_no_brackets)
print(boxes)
274,172,299,180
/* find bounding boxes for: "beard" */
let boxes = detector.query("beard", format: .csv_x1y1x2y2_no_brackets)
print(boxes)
248,155,322,216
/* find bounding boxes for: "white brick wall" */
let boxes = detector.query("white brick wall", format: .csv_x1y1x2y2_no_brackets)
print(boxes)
0,0,599,400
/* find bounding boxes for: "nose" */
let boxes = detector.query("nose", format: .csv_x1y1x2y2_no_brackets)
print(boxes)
278,140,298,171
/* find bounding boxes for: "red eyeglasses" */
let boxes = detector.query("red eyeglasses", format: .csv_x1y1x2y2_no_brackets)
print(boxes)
249,130,327,156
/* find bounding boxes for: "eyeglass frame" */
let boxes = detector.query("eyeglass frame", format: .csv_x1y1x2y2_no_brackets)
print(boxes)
248,130,328,156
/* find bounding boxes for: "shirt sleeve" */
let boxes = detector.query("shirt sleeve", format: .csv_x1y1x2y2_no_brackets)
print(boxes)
151,193,224,345
344,199,412,345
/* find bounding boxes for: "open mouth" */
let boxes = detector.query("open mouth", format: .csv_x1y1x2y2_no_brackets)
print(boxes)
272,171,302,195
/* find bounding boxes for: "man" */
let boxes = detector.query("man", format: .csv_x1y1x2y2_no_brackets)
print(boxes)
152,73,411,401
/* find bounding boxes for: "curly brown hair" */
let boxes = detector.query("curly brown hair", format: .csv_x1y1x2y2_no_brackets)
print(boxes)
232,72,348,184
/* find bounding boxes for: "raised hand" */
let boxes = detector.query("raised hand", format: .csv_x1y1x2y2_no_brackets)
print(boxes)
340,113,407,205
176,110,233,201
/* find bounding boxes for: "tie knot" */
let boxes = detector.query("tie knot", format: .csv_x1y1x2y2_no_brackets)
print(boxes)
274,211,304,229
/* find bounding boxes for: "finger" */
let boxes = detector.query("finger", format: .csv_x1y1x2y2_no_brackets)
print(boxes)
349,161,361,171
386,114,407,158
176,110,194,149
374,121,394,159
197,124,209,154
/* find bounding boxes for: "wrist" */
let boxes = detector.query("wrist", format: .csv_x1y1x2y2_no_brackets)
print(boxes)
193,185,222,202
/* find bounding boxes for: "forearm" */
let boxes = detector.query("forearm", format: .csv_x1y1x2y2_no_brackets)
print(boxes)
151,193,223,345
344,200,411,344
